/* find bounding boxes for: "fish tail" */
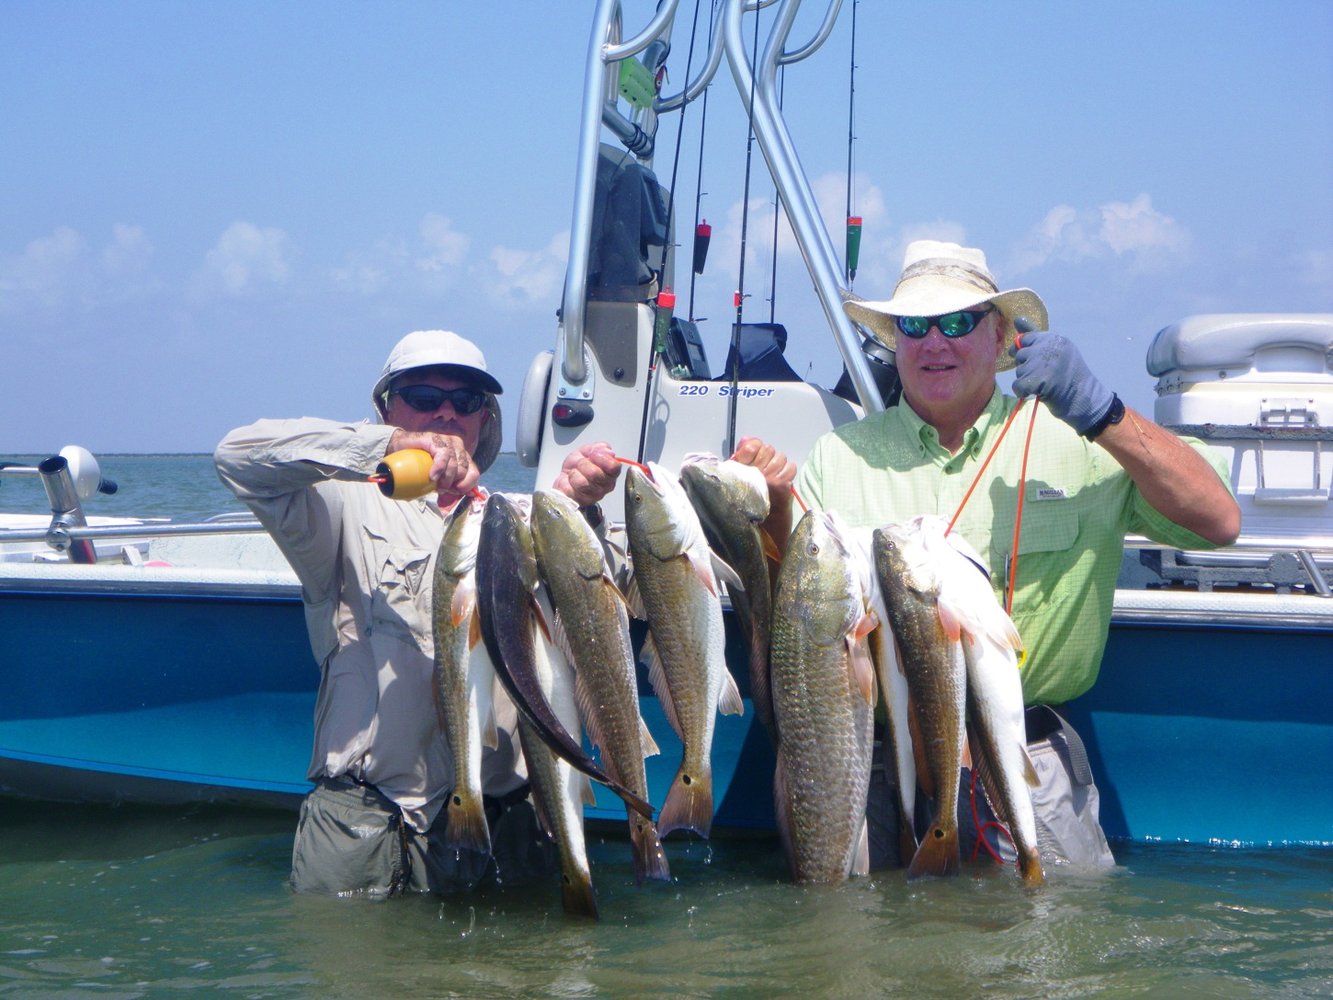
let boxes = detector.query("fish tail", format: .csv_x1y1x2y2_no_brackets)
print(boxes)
657,764,714,840
628,814,672,884
560,870,600,919
1018,846,1045,887
444,791,492,856
907,822,961,879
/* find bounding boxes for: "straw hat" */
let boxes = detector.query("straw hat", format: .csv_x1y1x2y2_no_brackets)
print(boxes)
843,240,1048,371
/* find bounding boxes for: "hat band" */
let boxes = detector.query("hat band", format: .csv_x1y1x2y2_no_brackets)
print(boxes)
896,258,999,297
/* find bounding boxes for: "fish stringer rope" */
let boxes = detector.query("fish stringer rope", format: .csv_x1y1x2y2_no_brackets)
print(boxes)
945,396,1041,612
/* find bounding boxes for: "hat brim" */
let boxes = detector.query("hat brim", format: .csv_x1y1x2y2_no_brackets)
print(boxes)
844,288,1048,372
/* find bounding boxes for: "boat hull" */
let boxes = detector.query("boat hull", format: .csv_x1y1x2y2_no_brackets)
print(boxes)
3,568,1329,848
0,576,313,810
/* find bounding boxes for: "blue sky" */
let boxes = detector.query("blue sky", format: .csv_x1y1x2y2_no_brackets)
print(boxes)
3,0,1330,455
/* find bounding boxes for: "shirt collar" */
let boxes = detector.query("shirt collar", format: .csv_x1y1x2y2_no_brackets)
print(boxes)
897,387,1007,463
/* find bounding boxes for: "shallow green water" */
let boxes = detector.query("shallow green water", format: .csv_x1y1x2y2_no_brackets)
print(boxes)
2,800,1329,999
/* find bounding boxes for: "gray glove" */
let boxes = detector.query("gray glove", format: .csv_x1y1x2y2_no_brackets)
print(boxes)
1009,331,1115,435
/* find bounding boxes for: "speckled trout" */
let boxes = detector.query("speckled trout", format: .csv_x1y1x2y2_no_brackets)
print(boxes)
431,493,495,856
475,493,653,823
770,510,878,883
529,489,669,884
624,463,743,841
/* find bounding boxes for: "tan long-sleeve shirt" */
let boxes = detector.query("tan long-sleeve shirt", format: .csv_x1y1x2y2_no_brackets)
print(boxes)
214,417,525,832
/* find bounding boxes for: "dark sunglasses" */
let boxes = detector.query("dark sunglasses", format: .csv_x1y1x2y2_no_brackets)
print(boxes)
389,385,487,415
894,307,993,340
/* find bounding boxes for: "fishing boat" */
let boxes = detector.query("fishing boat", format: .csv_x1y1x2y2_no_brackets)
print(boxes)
0,449,313,808
2,0,1329,850
509,0,1333,848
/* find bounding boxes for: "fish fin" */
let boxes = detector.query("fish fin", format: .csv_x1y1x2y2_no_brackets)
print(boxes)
760,527,783,566
853,609,878,642
908,822,961,879
936,598,965,643
657,763,714,840
718,667,745,717
710,550,744,593
462,606,482,651
641,634,684,739
1018,847,1045,887
451,576,476,630
847,636,877,707
481,698,500,751
960,731,973,771
624,574,648,621
561,872,600,920
578,772,597,807
639,716,661,758
628,814,671,884
529,592,556,646
443,791,492,856
851,816,870,877
574,673,606,753
1021,746,1040,788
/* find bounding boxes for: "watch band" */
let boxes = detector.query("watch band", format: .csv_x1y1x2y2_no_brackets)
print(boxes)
1084,393,1125,441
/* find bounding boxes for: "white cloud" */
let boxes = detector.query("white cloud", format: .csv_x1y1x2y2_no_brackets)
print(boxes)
196,222,293,296
0,226,87,308
1099,194,1191,257
487,230,568,305
415,213,470,273
331,236,409,295
1011,194,1191,274
100,224,153,275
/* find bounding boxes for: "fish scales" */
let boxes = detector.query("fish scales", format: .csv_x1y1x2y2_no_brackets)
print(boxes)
529,489,669,883
918,518,1043,886
679,455,775,741
624,463,742,841
769,510,877,883
431,494,494,857
874,521,968,879
474,493,653,822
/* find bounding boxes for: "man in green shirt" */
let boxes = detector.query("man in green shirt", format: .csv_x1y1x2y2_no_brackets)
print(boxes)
787,240,1240,870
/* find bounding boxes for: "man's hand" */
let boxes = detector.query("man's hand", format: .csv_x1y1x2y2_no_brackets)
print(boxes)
386,428,479,504
1010,331,1115,435
730,436,796,548
554,442,621,507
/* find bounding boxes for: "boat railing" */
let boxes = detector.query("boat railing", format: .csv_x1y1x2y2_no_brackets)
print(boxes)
1,450,265,562
1124,534,1333,597
557,0,884,416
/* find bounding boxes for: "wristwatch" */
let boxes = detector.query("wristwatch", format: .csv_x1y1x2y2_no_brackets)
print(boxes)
1084,393,1125,441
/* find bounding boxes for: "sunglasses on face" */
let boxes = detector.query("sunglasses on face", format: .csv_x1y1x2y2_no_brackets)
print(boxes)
389,385,487,415
894,307,994,340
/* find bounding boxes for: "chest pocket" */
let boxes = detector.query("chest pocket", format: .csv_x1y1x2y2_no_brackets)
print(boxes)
363,525,434,647
1008,503,1082,610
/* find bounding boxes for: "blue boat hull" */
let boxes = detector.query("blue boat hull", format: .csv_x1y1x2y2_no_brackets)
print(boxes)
3,584,1329,848
0,586,313,807
1066,614,1333,847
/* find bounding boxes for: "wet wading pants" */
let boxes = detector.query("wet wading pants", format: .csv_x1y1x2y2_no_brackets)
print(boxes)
290,776,557,896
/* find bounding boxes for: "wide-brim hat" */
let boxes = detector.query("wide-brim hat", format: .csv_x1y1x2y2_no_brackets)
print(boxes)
371,329,504,415
843,240,1048,372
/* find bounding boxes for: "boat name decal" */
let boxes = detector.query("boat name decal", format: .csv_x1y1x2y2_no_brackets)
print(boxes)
676,385,776,399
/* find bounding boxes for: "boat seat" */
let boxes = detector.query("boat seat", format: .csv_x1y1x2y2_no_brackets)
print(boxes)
716,323,803,382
